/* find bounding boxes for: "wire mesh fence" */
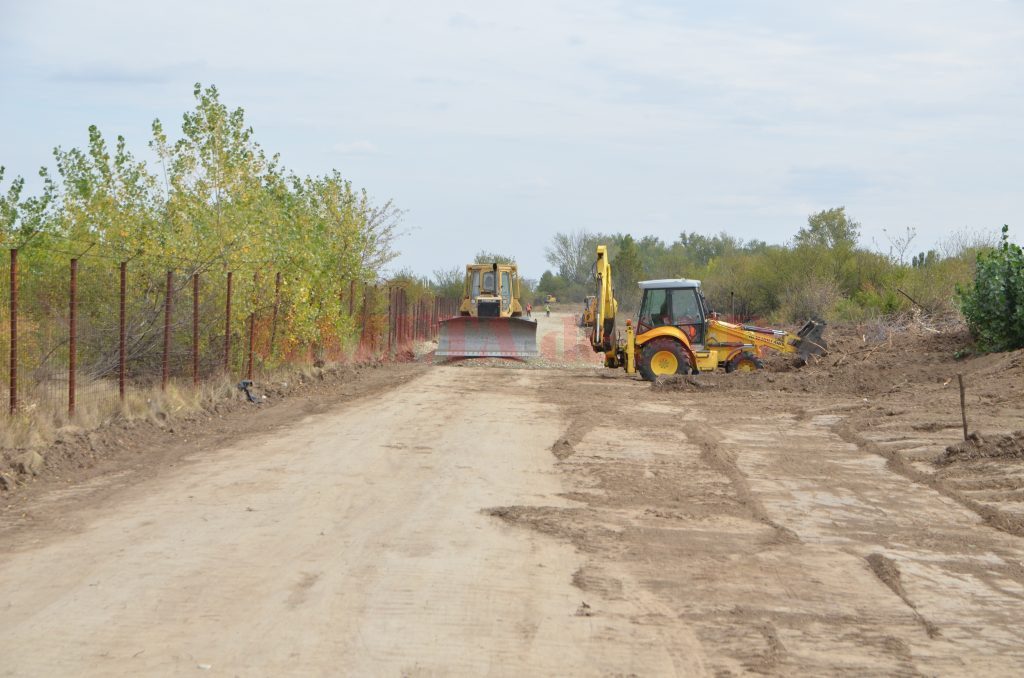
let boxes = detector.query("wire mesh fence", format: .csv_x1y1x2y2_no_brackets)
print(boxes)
0,247,458,430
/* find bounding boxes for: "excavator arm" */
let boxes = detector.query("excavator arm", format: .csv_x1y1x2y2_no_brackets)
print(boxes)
592,245,617,353
590,246,636,371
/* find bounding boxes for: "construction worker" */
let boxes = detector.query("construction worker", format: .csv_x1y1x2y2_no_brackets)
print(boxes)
544,303,551,317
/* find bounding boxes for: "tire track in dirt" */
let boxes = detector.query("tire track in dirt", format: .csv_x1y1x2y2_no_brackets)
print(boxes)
681,422,801,545
864,552,941,639
834,421,1024,541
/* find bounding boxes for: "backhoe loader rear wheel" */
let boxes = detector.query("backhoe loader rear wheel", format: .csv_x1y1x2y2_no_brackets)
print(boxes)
726,351,763,373
639,338,695,381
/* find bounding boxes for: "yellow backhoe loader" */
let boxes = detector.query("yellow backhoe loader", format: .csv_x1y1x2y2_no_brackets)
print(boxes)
589,245,826,380
437,262,538,358
579,295,597,327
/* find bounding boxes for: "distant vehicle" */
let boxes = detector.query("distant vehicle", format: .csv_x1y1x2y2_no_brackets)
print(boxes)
436,262,538,358
579,295,597,327
589,245,827,381
545,294,557,304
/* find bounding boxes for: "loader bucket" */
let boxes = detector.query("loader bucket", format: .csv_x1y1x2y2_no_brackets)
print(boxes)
436,316,539,358
794,320,828,359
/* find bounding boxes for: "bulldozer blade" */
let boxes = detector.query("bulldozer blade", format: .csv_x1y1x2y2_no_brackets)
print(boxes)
436,317,539,358
794,320,828,359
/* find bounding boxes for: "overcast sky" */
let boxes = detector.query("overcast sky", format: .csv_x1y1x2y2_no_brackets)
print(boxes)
1,0,1021,278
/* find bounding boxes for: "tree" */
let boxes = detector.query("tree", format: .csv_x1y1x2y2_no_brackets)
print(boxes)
795,207,860,249
536,269,567,301
958,225,1024,351
432,266,464,299
474,250,516,264
545,229,596,285
676,231,741,266
611,234,643,309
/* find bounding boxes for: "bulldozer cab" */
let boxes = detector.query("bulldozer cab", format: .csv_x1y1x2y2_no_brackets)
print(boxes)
637,280,708,346
464,263,518,318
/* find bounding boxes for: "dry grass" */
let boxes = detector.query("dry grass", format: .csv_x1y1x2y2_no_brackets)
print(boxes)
0,357,358,450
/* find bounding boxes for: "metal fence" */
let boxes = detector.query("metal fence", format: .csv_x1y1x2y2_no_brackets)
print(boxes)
0,247,457,422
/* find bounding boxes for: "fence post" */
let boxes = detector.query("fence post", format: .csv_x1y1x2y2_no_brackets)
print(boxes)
359,285,370,357
119,261,126,401
162,270,173,391
247,272,257,381
224,270,233,374
9,248,17,414
386,287,393,357
192,273,200,387
69,258,78,416
269,271,281,359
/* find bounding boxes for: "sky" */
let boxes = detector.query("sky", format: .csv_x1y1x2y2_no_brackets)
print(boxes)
1,0,1022,279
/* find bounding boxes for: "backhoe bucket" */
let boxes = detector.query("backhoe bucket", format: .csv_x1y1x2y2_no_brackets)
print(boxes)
436,317,539,358
794,320,828,359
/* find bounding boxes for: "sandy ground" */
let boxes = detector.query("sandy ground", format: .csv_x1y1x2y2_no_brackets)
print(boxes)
2,312,1024,676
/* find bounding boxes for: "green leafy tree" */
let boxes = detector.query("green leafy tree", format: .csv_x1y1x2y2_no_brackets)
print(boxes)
795,207,860,249
611,234,643,309
958,225,1024,351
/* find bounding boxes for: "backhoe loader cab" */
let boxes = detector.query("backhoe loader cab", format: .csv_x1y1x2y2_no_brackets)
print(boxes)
637,280,707,343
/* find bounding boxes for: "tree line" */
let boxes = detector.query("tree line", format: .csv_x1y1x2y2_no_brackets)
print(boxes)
0,84,403,367
533,208,1006,325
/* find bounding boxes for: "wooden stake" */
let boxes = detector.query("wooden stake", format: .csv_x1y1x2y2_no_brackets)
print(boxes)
957,373,968,441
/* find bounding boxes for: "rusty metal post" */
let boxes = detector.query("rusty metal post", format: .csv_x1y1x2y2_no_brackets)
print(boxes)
9,248,17,414
119,261,126,401
69,258,78,416
246,272,257,381
386,287,393,356
269,272,281,358
192,273,200,386
162,271,173,391
359,285,370,356
224,270,233,373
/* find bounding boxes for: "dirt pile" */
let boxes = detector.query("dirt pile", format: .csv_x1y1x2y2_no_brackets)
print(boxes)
938,430,1024,465
650,374,714,391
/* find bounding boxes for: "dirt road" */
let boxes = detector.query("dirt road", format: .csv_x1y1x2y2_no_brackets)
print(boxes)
2,313,1024,675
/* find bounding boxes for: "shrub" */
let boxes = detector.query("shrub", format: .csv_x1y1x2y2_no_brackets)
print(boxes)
958,225,1024,351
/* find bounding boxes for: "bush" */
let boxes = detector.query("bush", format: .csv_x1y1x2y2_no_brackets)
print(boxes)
958,225,1024,351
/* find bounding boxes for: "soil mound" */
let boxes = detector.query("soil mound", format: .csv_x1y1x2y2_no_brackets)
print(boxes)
938,431,1024,465
651,374,714,391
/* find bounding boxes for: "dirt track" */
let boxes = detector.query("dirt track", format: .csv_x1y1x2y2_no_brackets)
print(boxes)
2,312,1024,676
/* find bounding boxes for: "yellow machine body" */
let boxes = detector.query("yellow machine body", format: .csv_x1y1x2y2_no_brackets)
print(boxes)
437,262,538,358
579,295,597,327
589,245,827,380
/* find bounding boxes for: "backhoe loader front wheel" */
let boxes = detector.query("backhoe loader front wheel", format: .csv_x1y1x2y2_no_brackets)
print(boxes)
726,351,764,373
638,338,695,381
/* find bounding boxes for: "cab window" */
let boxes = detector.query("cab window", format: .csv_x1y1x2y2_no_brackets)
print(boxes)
500,271,511,308
638,289,670,331
482,271,496,294
470,271,480,298
669,288,700,322
670,288,704,343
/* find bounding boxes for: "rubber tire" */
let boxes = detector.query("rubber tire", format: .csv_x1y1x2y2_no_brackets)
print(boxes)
638,337,694,382
725,352,764,373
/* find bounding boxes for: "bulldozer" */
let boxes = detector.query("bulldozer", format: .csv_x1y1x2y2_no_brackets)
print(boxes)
436,262,538,358
589,245,826,380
